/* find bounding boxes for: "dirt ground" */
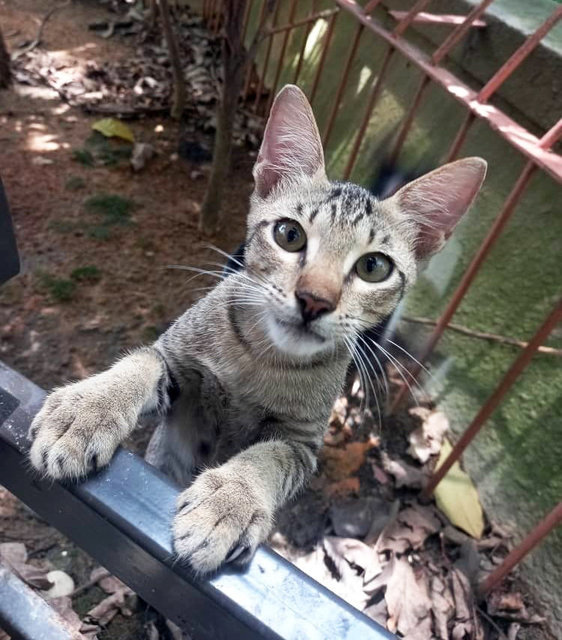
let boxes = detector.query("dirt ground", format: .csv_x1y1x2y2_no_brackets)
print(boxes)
0,2,555,639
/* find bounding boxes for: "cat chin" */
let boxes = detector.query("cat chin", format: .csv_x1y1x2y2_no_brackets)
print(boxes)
264,313,332,359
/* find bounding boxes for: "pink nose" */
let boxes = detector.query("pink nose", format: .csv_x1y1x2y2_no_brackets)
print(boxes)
295,291,335,323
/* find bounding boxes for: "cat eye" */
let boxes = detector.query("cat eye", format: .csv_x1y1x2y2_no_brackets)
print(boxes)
273,219,307,252
355,252,393,282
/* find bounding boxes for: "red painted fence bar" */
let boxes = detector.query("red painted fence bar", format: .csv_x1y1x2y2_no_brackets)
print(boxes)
343,46,395,179
266,0,299,112
478,6,562,103
392,0,433,36
309,10,339,105
389,160,538,411
431,0,495,64
479,502,562,596
335,0,562,183
389,11,487,28
322,22,364,147
424,299,562,497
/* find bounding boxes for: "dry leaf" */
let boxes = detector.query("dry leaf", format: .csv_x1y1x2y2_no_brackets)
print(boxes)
430,576,455,639
0,542,27,565
381,454,426,489
434,440,484,539
323,537,382,583
320,437,379,481
384,557,432,636
407,409,449,463
92,118,134,143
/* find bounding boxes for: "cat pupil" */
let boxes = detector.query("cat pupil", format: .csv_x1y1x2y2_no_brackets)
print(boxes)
288,228,298,242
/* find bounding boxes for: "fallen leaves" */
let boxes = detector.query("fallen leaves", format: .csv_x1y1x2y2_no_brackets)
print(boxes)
434,440,485,539
92,117,135,143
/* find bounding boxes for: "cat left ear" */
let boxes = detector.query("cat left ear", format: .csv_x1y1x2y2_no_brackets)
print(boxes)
389,157,487,259
253,85,327,198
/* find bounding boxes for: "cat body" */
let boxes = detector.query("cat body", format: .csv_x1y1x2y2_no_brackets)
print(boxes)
29,86,486,574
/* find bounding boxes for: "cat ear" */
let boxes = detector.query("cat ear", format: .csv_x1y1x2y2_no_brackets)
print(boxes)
253,85,327,198
389,157,487,259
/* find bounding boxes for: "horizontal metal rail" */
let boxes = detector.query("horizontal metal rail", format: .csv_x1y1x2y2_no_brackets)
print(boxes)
0,560,87,640
0,361,394,640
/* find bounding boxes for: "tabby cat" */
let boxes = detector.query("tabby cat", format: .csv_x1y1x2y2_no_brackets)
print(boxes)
29,85,486,574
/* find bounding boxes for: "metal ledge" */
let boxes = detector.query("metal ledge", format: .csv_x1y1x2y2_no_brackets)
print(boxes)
0,361,394,640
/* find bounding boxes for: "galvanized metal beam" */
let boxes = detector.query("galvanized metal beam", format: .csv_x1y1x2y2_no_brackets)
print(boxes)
0,361,394,640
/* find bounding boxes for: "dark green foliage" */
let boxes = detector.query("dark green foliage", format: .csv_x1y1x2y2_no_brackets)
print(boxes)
37,273,76,303
84,193,134,226
70,265,102,284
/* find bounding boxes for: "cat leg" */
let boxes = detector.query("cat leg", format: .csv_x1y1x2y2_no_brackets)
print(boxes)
29,347,172,480
173,436,320,574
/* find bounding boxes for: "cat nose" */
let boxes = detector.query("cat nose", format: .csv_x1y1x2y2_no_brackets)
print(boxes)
295,291,335,323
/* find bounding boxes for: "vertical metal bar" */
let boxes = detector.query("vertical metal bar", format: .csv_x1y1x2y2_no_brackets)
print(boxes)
243,0,268,102
423,299,562,496
388,73,430,166
322,23,364,148
479,502,562,596
393,0,433,37
390,161,537,411
213,0,222,34
539,117,562,149
242,0,253,42
309,11,338,105
443,111,475,162
292,5,314,86
364,0,385,13
343,46,395,180
266,0,299,112
432,0,495,64
478,6,562,102
254,0,281,112
208,0,216,26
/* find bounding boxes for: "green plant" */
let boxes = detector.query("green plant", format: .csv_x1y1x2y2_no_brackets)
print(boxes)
84,193,134,226
72,148,94,167
38,273,76,303
70,265,102,284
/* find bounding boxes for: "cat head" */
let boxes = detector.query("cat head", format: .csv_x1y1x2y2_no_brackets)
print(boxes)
242,85,486,359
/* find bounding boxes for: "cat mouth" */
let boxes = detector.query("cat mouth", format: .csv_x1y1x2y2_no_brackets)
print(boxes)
273,317,325,343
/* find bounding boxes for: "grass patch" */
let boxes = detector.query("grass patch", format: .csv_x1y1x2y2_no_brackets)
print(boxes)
72,148,94,167
84,193,134,226
70,265,102,284
72,132,132,168
65,176,86,191
37,273,76,303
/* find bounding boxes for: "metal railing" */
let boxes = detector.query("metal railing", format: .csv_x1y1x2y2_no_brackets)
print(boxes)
203,0,562,597
0,361,394,640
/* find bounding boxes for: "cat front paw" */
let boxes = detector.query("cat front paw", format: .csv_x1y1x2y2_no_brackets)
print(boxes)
173,468,272,575
29,380,130,480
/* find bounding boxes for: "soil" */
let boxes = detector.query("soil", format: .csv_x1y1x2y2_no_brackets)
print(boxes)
0,2,555,640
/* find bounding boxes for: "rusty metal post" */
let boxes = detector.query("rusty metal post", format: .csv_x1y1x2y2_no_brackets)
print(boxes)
364,0,385,13
432,0,495,64
479,502,562,596
293,5,314,86
242,0,253,42
539,118,562,149
389,161,538,411
478,6,562,102
393,0,433,36
266,0,299,112
309,10,339,105
242,0,269,102
254,0,281,112
322,23,364,147
424,299,562,497
343,46,395,180
443,112,475,162
388,73,430,165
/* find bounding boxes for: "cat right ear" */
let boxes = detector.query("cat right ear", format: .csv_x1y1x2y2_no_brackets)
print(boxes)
253,85,327,198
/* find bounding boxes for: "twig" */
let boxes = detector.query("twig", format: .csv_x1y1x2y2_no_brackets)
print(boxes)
13,0,71,59
71,568,111,598
402,315,562,357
